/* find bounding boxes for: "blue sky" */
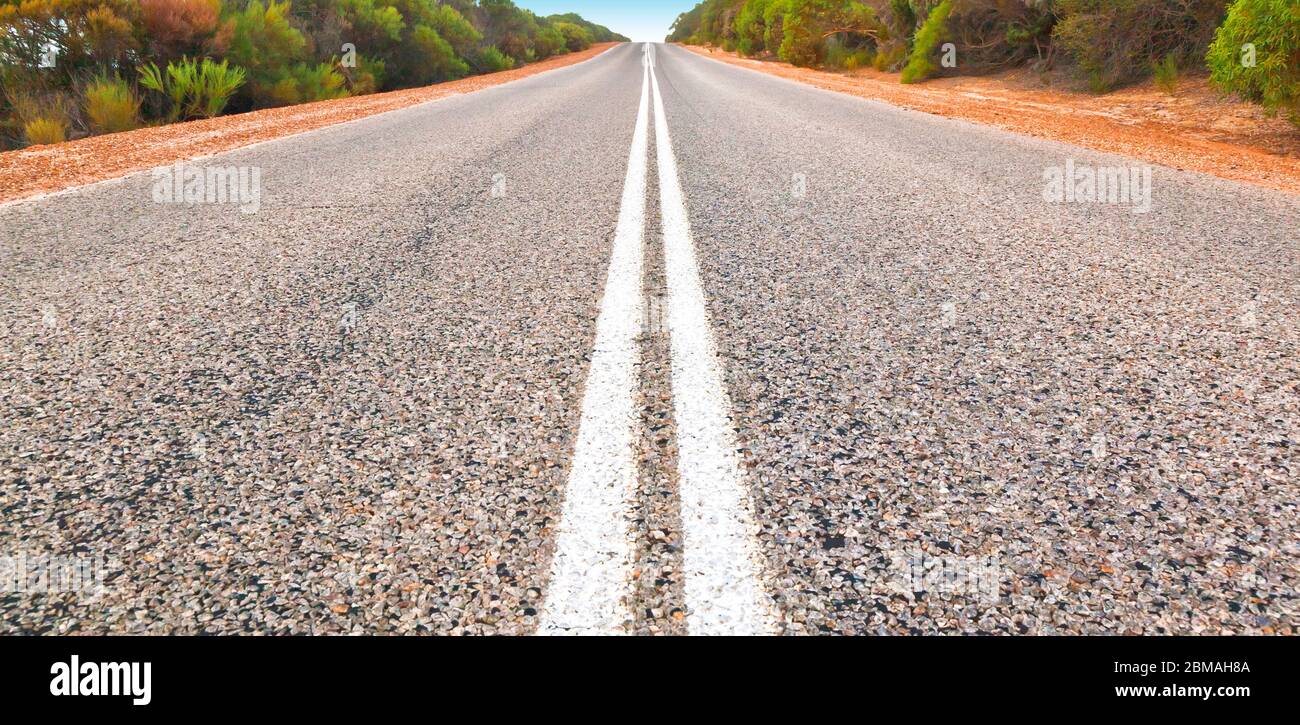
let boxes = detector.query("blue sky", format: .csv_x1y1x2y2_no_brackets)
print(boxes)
517,1,697,42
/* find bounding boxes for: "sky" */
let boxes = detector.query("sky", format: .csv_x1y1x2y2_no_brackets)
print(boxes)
516,1,698,42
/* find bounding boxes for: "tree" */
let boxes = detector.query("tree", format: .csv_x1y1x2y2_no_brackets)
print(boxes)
1207,0,1300,125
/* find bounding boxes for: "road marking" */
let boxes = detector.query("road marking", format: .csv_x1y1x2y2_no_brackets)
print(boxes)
536,56,650,635
649,54,778,635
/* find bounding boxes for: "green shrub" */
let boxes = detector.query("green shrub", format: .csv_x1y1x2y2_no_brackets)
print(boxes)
1084,70,1110,94
872,42,907,71
1207,0,1300,125
553,21,593,52
223,0,309,106
762,0,789,55
825,43,871,70
292,63,350,103
224,0,307,71
195,59,247,117
885,0,914,37
139,57,246,120
777,2,823,66
253,62,350,106
534,24,568,58
734,0,771,56
472,45,516,73
433,3,483,58
765,0,881,68
392,24,470,86
0,0,628,148
340,0,406,47
342,55,386,95
24,117,67,145
901,0,953,84
83,75,141,134
1055,0,1228,91
138,62,185,120
1152,52,1179,93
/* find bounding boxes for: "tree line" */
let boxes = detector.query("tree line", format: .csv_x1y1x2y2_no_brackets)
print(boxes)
0,0,628,147
667,0,1298,125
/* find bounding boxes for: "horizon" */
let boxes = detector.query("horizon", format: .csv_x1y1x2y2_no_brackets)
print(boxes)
516,0,697,42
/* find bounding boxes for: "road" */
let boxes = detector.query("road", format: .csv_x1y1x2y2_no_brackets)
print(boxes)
2,43,1296,635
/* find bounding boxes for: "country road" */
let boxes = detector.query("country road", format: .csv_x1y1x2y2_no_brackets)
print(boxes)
2,43,1297,635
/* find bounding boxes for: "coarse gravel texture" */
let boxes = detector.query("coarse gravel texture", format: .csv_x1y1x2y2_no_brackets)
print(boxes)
2,42,1297,636
680,45,1300,197
655,45,1299,635
0,44,646,634
0,44,618,205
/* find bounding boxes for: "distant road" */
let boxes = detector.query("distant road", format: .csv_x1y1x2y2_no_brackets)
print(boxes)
2,43,1296,635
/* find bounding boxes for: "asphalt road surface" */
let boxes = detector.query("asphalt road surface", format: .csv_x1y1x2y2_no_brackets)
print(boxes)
2,43,1296,635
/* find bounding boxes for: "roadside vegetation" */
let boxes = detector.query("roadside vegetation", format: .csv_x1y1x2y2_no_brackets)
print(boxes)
667,0,1300,125
0,0,626,148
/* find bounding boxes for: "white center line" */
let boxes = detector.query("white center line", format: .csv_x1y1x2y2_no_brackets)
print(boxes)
536,55,651,635
649,50,778,635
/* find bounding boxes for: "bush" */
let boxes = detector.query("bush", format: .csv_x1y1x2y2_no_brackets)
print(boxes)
1153,52,1180,93
139,0,227,61
5,86,76,145
1207,0,1300,125
1054,0,1228,92
901,0,953,84
341,55,386,95
0,0,142,73
534,24,568,58
770,0,881,67
223,0,308,106
872,42,907,71
553,21,593,52
762,0,789,55
139,57,246,120
472,46,516,73
340,0,406,48
673,0,1250,95
83,75,141,134
0,0,628,148
391,24,469,86
281,63,350,104
24,117,67,145
735,0,772,55
430,3,482,58
776,0,822,66
80,3,142,68
824,42,872,70
197,59,247,116
248,61,349,107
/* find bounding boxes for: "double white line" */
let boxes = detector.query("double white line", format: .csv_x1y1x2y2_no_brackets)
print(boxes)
538,45,776,636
